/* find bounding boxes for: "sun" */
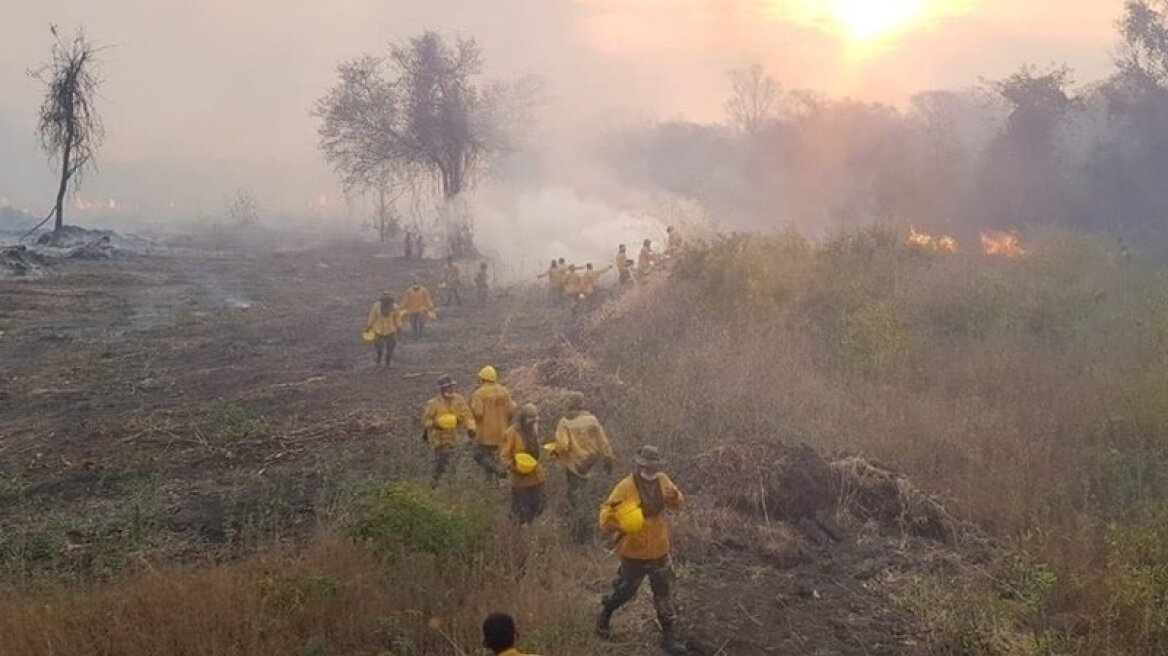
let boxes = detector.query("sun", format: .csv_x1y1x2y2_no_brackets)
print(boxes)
822,0,927,40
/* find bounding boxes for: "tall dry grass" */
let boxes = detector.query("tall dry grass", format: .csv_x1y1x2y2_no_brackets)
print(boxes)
589,226,1168,654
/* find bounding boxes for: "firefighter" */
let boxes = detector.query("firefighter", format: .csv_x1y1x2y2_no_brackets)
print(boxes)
421,375,476,487
469,365,515,480
637,239,656,278
537,259,560,304
363,291,402,369
441,257,463,306
596,445,686,652
475,262,490,305
498,403,546,524
666,226,683,255
545,392,615,543
615,245,634,286
402,278,436,340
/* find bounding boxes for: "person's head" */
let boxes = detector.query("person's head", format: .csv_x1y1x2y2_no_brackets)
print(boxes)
518,403,539,431
550,259,557,267
437,374,456,398
478,365,498,383
633,445,665,481
667,226,674,233
565,392,585,413
643,239,651,248
558,257,566,265
379,292,395,306
482,612,517,653
618,244,626,253
410,275,420,287
568,264,577,272
586,262,594,271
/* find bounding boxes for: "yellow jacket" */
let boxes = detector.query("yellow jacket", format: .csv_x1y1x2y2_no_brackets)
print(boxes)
499,425,546,488
443,264,462,287
548,411,614,478
469,382,516,447
422,394,475,447
364,301,402,336
615,252,632,272
562,270,584,296
402,286,434,315
547,266,564,288
580,267,612,296
638,247,654,273
599,474,684,561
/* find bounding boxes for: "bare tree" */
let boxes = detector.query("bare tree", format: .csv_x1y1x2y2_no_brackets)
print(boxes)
725,64,780,135
225,189,260,227
1116,0,1168,89
29,26,105,237
314,31,535,250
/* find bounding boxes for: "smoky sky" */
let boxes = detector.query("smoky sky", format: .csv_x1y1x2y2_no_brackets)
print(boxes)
0,0,1119,216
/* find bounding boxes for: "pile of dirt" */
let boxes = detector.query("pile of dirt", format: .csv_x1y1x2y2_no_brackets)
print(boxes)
507,350,626,418
832,456,957,544
688,442,836,523
0,245,48,277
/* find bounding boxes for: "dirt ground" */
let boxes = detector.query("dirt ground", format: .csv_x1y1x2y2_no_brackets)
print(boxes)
0,239,970,654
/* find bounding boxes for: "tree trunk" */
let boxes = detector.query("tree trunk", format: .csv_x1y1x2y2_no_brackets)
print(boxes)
53,138,72,234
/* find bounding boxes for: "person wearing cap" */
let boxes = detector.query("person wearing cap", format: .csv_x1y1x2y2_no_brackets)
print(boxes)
545,392,615,543
364,291,402,369
441,257,463,307
637,239,656,278
469,364,515,480
666,226,683,255
402,277,436,340
475,262,490,305
421,374,476,487
482,612,542,656
498,403,546,524
615,245,634,286
596,445,685,651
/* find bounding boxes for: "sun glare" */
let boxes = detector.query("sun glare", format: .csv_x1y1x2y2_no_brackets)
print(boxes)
822,0,926,40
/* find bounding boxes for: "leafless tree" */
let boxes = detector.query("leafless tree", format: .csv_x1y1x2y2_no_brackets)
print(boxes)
29,26,105,237
725,64,780,135
225,189,260,227
1116,0,1168,89
314,31,536,249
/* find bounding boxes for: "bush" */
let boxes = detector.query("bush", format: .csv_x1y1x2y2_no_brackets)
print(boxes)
346,483,488,559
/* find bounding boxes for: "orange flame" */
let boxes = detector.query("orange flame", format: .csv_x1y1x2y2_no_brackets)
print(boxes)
908,226,959,253
980,231,1027,257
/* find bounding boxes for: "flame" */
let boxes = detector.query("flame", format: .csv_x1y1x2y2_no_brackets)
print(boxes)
908,226,959,253
980,231,1027,257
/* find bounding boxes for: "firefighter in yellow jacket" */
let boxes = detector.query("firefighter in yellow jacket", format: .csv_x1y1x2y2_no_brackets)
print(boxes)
421,374,476,487
536,260,560,304
637,239,656,278
363,291,402,369
596,445,685,652
402,278,435,340
545,392,615,543
469,365,515,480
498,403,546,524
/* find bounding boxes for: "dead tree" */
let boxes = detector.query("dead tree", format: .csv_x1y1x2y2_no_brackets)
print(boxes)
30,26,104,238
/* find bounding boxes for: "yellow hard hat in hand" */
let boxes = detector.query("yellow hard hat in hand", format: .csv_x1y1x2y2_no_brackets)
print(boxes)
435,413,458,430
616,503,644,534
514,452,538,475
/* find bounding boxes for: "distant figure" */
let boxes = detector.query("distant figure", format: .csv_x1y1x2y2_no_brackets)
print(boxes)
615,245,634,286
475,262,489,305
537,259,560,304
415,233,426,259
482,612,543,656
562,264,584,306
363,291,402,369
581,262,613,302
441,257,463,306
666,226,683,255
402,277,435,339
403,229,414,259
545,392,615,543
637,239,656,278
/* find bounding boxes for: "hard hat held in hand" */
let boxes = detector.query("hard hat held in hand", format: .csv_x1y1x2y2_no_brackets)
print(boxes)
616,503,644,534
362,330,376,343
435,413,458,430
478,365,498,382
514,452,538,475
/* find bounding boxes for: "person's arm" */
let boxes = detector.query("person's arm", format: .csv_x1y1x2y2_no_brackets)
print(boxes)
365,304,378,331
498,429,515,471
596,421,616,470
469,390,484,422
661,474,685,510
458,398,477,437
422,400,437,430
549,419,571,457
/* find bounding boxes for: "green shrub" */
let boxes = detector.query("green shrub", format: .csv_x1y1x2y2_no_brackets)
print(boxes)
346,484,488,559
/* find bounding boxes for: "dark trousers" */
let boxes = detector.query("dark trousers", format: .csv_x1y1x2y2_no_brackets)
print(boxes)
476,285,488,305
431,445,456,487
472,444,504,479
603,556,677,630
409,314,425,339
374,333,396,367
566,472,598,544
510,484,546,524
443,287,462,306
618,269,632,285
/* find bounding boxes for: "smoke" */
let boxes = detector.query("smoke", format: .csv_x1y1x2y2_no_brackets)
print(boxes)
472,185,665,283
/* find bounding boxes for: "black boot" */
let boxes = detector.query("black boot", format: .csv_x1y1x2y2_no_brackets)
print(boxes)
660,625,687,655
595,606,613,640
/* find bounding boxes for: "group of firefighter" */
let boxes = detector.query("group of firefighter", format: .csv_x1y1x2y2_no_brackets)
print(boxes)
359,225,690,654
421,367,687,654
539,227,683,308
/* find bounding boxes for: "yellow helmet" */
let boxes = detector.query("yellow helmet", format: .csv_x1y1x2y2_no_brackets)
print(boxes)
616,503,644,534
435,413,458,431
478,365,498,383
514,452,538,475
